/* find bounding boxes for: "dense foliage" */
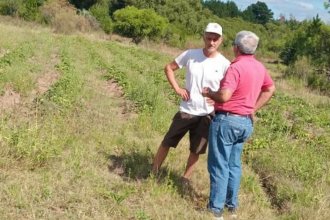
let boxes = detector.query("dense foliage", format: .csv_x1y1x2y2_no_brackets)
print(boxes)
202,0,240,18
69,0,97,9
242,1,274,25
113,6,168,43
280,16,330,94
90,2,113,33
0,0,46,20
0,0,329,94
325,0,330,13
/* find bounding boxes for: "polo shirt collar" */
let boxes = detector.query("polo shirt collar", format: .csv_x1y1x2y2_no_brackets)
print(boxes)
232,54,255,63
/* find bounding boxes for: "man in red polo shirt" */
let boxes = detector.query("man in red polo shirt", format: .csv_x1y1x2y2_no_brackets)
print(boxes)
202,30,275,220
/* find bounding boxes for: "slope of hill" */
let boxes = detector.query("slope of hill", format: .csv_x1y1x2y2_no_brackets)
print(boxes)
0,18,329,220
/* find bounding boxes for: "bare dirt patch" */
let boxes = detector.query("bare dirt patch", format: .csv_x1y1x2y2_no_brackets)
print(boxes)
102,78,136,116
31,52,60,98
0,52,60,115
101,78,124,98
32,71,59,96
0,85,20,112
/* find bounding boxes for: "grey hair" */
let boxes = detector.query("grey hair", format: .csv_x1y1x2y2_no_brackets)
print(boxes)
234,31,259,54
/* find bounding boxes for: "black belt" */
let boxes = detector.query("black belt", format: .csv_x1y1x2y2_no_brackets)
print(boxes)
215,111,251,118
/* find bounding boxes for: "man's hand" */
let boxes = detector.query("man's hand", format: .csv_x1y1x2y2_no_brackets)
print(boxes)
206,97,215,106
202,87,211,98
251,112,256,124
176,88,190,101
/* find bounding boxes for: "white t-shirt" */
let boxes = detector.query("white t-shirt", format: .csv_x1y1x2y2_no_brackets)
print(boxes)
175,49,230,116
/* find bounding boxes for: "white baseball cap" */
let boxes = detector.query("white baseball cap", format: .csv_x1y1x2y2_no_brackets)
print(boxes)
204,22,223,36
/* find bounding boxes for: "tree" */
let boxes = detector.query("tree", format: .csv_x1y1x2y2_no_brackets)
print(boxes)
325,0,330,13
109,0,166,14
113,6,169,43
69,0,98,9
202,0,240,18
279,16,329,67
242,1,273,25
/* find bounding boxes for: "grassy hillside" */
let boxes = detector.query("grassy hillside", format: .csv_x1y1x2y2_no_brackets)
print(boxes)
0,18,329,220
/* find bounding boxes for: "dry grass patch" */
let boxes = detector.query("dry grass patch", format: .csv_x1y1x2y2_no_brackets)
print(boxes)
0,84,20,112
41,0,100,34
275,78,330,106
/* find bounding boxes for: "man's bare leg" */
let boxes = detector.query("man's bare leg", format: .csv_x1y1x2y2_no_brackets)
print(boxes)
152,145,170,174
182,152,199,179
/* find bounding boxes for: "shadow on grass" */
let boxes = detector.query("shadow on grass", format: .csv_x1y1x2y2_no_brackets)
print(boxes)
106,150,152,180
105,149,208,208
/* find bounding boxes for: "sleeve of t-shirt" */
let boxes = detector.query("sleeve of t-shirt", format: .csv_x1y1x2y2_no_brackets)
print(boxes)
174,50,189,69
261,71,274,90
220,66,239,92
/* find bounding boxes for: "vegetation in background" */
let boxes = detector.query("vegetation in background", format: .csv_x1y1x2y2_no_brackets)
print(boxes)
113,6,168,43
0,1,330,219
0,0,46,21
241,1,274,25
89,1,113,34
325,0,330,13
202,0,274,25
69,0,97,9
1,18,330,219
202,0,240,18
280,16,330,94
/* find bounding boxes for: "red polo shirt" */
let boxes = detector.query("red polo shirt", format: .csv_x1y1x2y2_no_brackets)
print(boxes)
214,55,274,115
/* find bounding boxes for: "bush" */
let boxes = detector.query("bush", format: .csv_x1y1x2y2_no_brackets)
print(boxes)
280,17,330,67
0,0,46,21
113,6,169,44
90,3,113,34
307,69,330,94
284,57,313,80
0,0,21,16
162,24,187,48
19,0,44,21
279,17,330,93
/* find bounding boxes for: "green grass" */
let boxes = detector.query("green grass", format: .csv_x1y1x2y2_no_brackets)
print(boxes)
0,18,329,220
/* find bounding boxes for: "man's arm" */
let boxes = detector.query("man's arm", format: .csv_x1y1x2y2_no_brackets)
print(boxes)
202,87,232,103
254,85,276,112
165,61,190,101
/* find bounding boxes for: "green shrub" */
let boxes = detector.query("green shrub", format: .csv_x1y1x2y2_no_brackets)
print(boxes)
284,57,313,80
280,17,330,67
0,0,21,16
113,6,169,44
0,0,46,21
19,0,43,21
279,17,330,93
307,70,330,94
90,3,113,34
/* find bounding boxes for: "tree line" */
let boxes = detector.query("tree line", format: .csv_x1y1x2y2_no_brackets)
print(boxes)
0,0,329,94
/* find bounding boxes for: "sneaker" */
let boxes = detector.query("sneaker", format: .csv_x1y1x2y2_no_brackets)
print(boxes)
228,208,238,219
207,205,224,220
212,213,224,220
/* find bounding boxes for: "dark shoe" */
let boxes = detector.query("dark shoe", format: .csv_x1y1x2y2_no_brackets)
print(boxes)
207,204,224,220
228,208,238,219
212,212,224,220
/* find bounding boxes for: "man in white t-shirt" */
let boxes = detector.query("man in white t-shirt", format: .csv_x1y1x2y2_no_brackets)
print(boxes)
152,23,230,183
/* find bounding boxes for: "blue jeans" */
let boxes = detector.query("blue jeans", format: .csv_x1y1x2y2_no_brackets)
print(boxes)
207,113,253,213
